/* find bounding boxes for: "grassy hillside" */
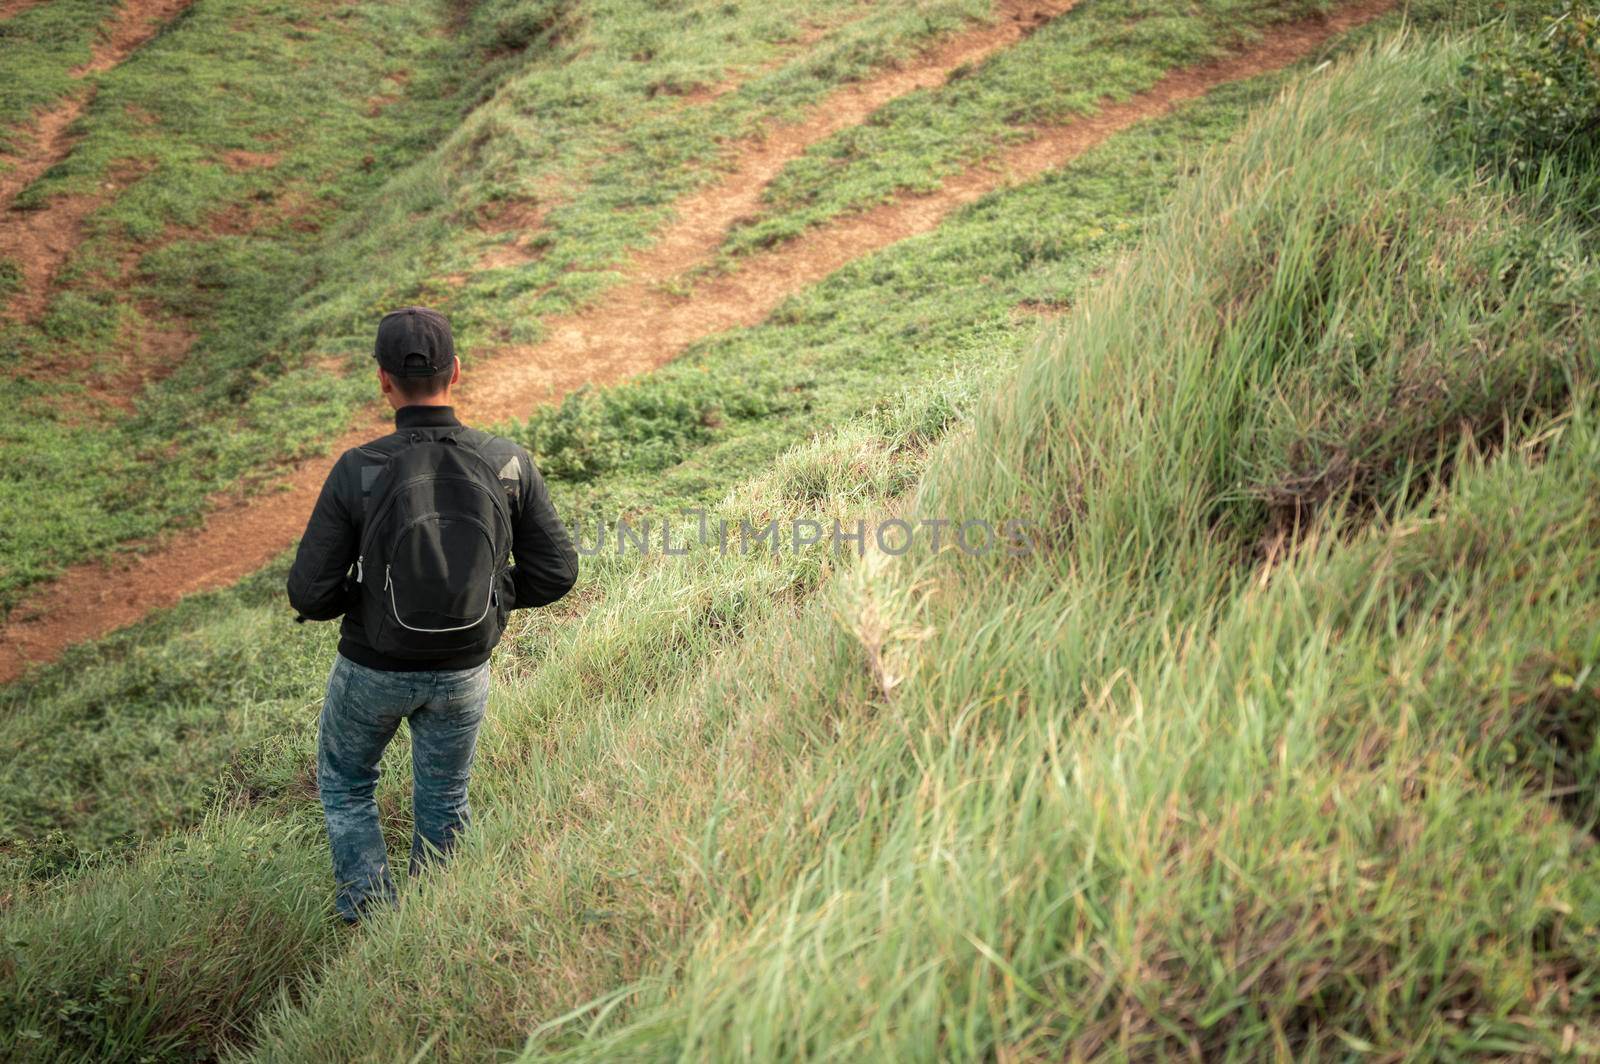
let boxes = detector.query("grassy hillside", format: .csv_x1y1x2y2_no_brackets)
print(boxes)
0,0,998,605
0,2,1386,885
717,0,1362,256
0,15,1334,1054
2,0,465,600
244,29,1600,1061
0,38,1294,972
0,0,119,141
2,0,1511,609
1,1,1594,1060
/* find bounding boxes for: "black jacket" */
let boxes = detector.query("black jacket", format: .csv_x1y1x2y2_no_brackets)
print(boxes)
286,405,578,671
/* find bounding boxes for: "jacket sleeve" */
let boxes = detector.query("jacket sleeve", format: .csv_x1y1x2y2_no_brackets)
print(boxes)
286,455,359,621
509,450,578,609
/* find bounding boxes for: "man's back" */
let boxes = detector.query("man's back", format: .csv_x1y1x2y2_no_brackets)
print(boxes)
287,403,577,672
291,307,576,924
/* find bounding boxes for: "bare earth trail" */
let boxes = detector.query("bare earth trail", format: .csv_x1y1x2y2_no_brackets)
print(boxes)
0,0,48,21
0,0,1394,684
465,0,1396,418
0,0,197,320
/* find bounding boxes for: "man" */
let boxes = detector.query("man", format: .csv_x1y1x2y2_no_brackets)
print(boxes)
287,306,577,923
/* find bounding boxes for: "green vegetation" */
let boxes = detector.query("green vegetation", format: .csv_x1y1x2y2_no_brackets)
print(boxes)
717,0,1334,257
11,0,1359,909
1434,1,1600,178
0,256,20,301
0,46,1281,890
0,0,106,144
714,0,1561,257
0,49,1312,1062
1,0,468,601
4,1,1596,1060
268,34,1600,1060
0,0,1008,608
3,0,1457,609
0,351,1014,1060
502,78,1204,523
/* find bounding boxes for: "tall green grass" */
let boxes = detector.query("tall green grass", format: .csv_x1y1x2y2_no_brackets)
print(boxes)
0,64,1281,884
0,369,988,1060
0,64,1302,1061
245,36,1595,1059
4,12,1595,1063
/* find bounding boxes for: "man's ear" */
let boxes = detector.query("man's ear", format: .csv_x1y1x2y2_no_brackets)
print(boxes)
449,357,461,386
377,367,394,395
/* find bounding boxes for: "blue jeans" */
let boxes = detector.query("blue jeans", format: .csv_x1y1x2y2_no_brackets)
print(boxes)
317,653,491,922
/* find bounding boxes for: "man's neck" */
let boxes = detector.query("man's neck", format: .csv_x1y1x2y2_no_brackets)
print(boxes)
394,404,461,429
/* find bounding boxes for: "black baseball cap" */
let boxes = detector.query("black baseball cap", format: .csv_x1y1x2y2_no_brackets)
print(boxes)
374,306,456,377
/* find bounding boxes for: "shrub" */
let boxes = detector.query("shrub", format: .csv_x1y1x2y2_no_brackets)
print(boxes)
512,371,789,483
1435,4,1600,176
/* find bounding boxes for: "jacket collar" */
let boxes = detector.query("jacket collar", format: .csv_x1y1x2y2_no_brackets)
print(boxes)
394,404,462,430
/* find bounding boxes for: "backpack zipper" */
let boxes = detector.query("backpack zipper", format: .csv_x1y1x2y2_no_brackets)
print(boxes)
384,563,498,634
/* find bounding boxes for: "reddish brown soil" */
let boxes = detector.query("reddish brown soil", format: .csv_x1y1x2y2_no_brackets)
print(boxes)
0,0,47,19
0,0,198,321
0,0,1395,684
468,1,1067,270
475,202,550,270
218,149,283,172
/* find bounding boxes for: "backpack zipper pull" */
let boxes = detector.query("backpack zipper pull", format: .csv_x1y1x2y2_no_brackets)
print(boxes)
355,556,364,584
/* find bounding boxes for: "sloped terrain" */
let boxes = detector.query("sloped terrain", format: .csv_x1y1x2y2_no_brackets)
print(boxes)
1,0,1594,1060
249,29,1600,1060
0,0,1400,683
0,0,1037,626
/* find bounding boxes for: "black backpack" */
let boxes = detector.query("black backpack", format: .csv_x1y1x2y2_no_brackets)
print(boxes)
355,432,513,660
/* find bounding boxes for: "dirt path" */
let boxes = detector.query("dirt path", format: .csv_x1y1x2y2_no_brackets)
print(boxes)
0,0,196,320
0,0,48,21
0,0,1394,684
465,0,1394,420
